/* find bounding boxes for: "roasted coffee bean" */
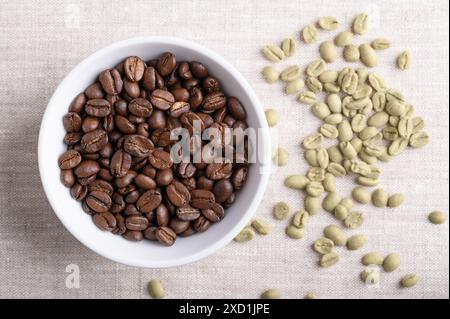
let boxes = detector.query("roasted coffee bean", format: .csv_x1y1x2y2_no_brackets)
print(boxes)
213,179,234,203
193,215,211,232
227,97,246,120
74,160,100,178
115,115,136,134
166,180,191,207
231,166,248,190
171,87,190,102
85,82,105,99
123,230,144,241
99,142,113,158
214,107,227,123
98,168,113,181
197,176,214,191
93,212,116,231
82,116,100,133
60,169,76,188
203,92,227,112
141,66,157,91
206,163,232,180
82,153,100,161
89,180,114,196
137,123,150,137
86,191,112,213
169,101,190,118
155,168,173,186
124,56,145,82
180,111,204,134
222,192,235,208
78,174,97,186
155,226,176,246
190,87,203,109
69,93,87,113
198,113,214,128
148,149,173,169
128,98,153,117
99,69,123,95
59,150,82,169
81,129,108,153
112,214,126,235
70,183,88,201
178,61,193,80
115,99,129,116
63,112,82,132
169,218,190,234
81,200,93,214
157,52,177,76
176,163,196,178
137,190,162,213
202,202,225,222
190,189,215,209
150,89,175,110
85,99,111,117
123,78,140,98
123,134,153,157
108,131,123,144
154,204,169,226
190,61,209,79
144,226,158,240
203,76,220,93
115,170,137,188
111,193,125,213
176,205,201,221
110,150,131,178
124,203,140,216
125,190,140,203
128,114,146,124
64,132,82,145
148,110,167,129
125,216,149,231
179,225,196,237
106,94,119,107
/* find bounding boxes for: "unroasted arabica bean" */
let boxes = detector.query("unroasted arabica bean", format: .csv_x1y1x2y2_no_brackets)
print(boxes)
371,38,391,50
428,211,447,224
297,91,317,105
292,210,309,228
343,45,360,62
320,124,339,139
305,196,320,215
265,108,279,127
284,175,310,190
322,192,342,212
286,224,305,239
397,50,412,70
262,45,285,62
344,211,364,229
314,237,335,254
334,31,353,47
261,288,281,299
323,173,336,192
320,252,340,267
302,24,318,43
234,227,255,242
148,279,165,299
401,274,419,288
305,77,323,93
359,44,378,67
372,188,388,207
352,13,369,35
285,79,305,94
273,148,289,166
323,225,347,246
251,218,271,235
352,187,371,204
362,252,385,266
303,133,324,149
319,41,338,63
383,253,401,272
281,65,301,82
409,131,429,148
274,202,290,220
318,16,339,30
281,37,296,57
262,66,280,83
306,59,326,77
387,193,405,208
346,234,367,250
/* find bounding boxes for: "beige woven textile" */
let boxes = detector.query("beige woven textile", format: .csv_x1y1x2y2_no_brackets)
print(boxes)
0,0,448,299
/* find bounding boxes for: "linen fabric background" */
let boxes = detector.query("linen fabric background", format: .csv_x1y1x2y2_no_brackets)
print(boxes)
0,0,448,299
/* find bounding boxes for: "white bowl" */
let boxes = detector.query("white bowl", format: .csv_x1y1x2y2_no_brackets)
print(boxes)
38,36,271,268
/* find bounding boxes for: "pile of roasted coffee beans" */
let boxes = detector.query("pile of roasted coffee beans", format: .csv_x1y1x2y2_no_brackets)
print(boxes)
58,52,250,246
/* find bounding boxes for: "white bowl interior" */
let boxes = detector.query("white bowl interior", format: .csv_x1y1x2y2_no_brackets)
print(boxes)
39,37,270,268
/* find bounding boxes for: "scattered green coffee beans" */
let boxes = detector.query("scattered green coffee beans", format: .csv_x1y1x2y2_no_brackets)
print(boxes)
265,108,279,127
281,37,296,57
319,41,338,63
284,175,309,190
252,218,271,235
318,16,339,30
302,24,318,43
401,274,419,288
372,188,388,208
262,66,279,84
323,225,347,246
148,279,165,299
346,234,367,250
383,253,401,272
313,237,335,254
274,202,290,220
334,31,353,47
352,13,368,35
428,211,447,224
320,252,340,267
273,147,289,166
261,288,281,299
286,224,305,239
397,50,412,70
262,45,285,62
234,227,255,243
362,252,385,266
387,193,405,208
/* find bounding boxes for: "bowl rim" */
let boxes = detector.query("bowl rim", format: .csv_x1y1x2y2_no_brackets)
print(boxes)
38,36,271,268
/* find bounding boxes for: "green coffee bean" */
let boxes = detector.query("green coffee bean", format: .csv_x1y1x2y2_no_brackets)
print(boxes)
356,67,369,83
343,44,360,62
261,288,281,299
368,111,389,128
359,126,379,140
359,152,378,166
323,173,336,192
317,149,330,169
327,146,344,163
305,292,317,299
147,279,165,299
306,182,324,197
389,116,400,127
334,31,353,47
353,13,369,35
409,131,429,148
262,45,285,62
334,204,349,221
352,161,375,177
387,193,405,208
356,176,379,187
324,113,343,125
339,141,357,159
327,162,347,177
280,65,301,82
305,196,320,215
319,70,339,83
403,104,415,117
284,175,309,190
320,123,339,139
273,147,289,166
344,211,364,229
386,100,406,116
318,16,339,30
305,149,319,167
326,93,342,113
350,137,363,153
338,68,359,94
371,188,388,208
411,117,425,133
285,79,305,94
265,108,279,127
234,227,255,242
307,167,326,182
338,120,353,142
359,44,378,67
350,114,367,133
298,91,317,105
323,225,347,246
388,138,409,156
372,92,387,111
302,24,318,43
340,198,353,210
346,234,367,250
324,83,341,93
386,89,405,102
319,41,338,63
262,66,280,84
378,149,393,162
401,274,419,288
312,102,331,119
322,192,342,212
281,37,296,57
314,237,335,254
320,252,340,267
397,50,412,70
306,76,323,93
364,145,384,158
383,253,401,272
382,126,399,141
368,73,387,92
286,224,305,239
398,117,413,138
362,252,384,266
303,132,324,149
306,59,326,77
292,210,309,228
274,202,290,220
360,270,380,285
428,211,447,224
353,83,373,100
371,38,391,50
252,218,271,235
